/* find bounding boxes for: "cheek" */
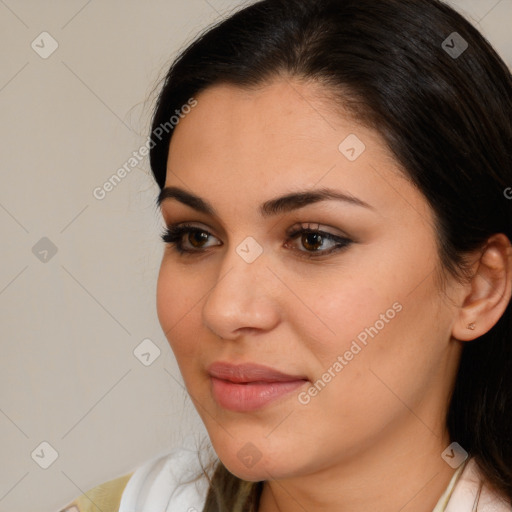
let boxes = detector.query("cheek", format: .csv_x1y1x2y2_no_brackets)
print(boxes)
308,273,445,416
294,255,441,397
156,259,204,359
291,268,392,365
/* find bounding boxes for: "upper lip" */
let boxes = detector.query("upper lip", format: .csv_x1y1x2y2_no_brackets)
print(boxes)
207,361,308,383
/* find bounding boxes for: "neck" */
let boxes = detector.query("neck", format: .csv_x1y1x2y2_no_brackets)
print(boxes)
257,421,457,512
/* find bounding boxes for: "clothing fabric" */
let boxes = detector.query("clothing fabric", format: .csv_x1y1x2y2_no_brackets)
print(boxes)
118,444,211,512
59,446,511,512
59,472,133,512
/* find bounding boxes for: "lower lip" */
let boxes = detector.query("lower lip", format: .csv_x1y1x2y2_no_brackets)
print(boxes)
210,377,307,412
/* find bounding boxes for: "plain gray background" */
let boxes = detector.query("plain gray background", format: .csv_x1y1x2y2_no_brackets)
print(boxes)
0,1,510,511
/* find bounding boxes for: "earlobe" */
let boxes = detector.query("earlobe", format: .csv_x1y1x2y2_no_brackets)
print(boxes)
452,233,512,342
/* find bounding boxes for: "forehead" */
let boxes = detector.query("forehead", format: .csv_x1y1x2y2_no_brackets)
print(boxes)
168,79,378,169
164,79,429,224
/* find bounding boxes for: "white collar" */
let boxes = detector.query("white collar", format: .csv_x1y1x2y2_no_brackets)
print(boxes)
441,458,511,512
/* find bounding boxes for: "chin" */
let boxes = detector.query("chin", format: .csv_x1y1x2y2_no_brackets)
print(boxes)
212,439,299,482
220,452,274,482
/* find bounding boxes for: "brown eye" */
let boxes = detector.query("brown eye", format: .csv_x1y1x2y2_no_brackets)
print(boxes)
161,222,353,259
285,224,353,259
300,232,325,252
160,224,221,255
187,230,210,248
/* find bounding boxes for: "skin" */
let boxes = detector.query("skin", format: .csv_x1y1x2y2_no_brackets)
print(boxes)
156,78,512,512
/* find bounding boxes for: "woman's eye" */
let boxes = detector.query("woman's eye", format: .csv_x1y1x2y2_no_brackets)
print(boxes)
284,224,353,259
160,224,220,254
160,223,353,259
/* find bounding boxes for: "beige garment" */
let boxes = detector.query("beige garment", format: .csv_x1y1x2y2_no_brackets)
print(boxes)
58,472,133,512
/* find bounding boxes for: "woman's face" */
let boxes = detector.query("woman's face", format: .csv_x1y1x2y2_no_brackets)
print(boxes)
156,79,463,481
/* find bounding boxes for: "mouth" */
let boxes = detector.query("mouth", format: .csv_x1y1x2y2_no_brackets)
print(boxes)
207,361,309,412
207,361,308,382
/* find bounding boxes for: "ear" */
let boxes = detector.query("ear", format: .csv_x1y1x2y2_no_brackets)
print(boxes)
452,233,512,342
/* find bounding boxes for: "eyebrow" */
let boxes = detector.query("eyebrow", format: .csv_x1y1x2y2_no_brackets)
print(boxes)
156,185,374,217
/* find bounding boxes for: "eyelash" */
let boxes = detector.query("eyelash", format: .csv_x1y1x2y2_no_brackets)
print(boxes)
160,223,353,260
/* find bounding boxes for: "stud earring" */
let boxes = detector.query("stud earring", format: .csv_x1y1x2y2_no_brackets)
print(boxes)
467,322,476,330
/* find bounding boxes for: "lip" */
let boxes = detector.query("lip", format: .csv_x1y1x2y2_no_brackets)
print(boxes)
207,361,309,412
207,361,308,383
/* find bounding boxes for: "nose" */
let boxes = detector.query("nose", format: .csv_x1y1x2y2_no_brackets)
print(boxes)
202,243,281,341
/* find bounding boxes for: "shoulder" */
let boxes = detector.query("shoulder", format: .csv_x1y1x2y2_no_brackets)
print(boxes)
58,472,134,512
445,458,512,512
58,440,216,512
118,445,214,512
59,447,213,512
